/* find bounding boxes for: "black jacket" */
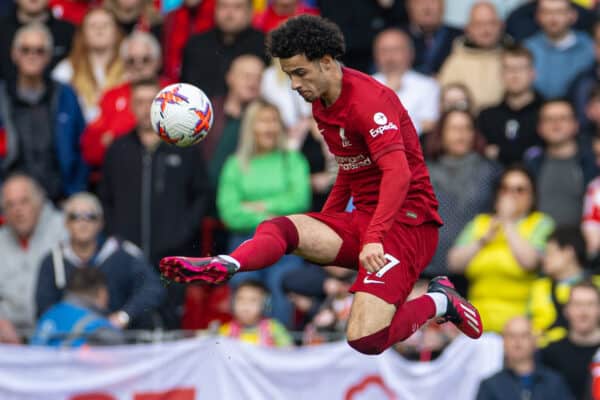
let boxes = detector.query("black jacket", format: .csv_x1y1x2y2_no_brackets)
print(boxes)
180,27,266,98
0,9,75,81
36,237,165,329
99,132,209,265
476,366,574,400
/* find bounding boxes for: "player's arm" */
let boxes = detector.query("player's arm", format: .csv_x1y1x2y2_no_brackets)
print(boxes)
355,98,410,272
321,170,351,213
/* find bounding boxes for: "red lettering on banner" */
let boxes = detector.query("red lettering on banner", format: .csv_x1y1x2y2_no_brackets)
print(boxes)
70,388,195,400
71,394,115,400
345,375,396,400
135,388,195,400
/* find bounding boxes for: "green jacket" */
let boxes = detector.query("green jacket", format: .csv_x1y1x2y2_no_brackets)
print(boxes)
217,150,311,232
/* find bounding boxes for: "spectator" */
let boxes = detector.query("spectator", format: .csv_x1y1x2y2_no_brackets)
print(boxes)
181,0,266,98
392,280,459,361
372,28,440,135
36,192,165,329
99,79,209,268
444,0,527,28
161,0,216,81
49,0,99,25
424,109,501,287
0,0,75,81
219,280,292,347
104,0,161,38
31,268,125,347
438,1,506,113
317,0,407,72
80,31,164,170
525,99,597,226
476,316,573,400
506,0,596,42
540,282,600,400
477,45,544,167
448,166,554,333
0,174,67,335
217,99,310,325
530,226,599,346
524,0,595,100
440,82,474,114
0,23,88,201
583,135,600,260
260,59,312,147
402,0,462,76
206,54,265,188
52,7,125,122
252,0,318,33
570,22,600,130
99,78,207,330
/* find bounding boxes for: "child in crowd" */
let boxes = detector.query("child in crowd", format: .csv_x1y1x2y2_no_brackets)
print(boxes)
219,280,292,347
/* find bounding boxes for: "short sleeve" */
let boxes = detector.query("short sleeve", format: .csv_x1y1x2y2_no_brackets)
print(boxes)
527,214,555,252
455,220,478,246
351,95,407,161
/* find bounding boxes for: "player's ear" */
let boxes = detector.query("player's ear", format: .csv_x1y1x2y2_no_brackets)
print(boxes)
319,55,334,71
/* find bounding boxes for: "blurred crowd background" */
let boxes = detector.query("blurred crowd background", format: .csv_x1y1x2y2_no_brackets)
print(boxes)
2,0,600,398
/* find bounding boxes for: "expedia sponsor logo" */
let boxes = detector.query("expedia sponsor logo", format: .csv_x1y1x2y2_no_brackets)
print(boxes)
335,154,372,170
369,122,398,138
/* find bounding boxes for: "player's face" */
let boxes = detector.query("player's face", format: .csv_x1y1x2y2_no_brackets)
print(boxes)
565,287,600,336
279,54,328,103
233,286,266,326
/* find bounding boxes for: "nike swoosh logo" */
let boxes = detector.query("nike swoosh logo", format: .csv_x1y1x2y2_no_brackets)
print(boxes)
363,276,385,284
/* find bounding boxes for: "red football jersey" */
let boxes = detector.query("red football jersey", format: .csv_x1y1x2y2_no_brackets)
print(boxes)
312,67,442,239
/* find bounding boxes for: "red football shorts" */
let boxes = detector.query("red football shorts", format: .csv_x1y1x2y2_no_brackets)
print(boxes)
306,210,439,306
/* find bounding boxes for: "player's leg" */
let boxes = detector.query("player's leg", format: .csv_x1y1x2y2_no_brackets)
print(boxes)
159,213,354,284
345,223,483,355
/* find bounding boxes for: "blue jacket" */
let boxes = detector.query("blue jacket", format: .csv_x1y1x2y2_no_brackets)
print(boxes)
476,366,574,400
31,296,123,347
0,79,88,197
36,237,165,329
525,31,595,99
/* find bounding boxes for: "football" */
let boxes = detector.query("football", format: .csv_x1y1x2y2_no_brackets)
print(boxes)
150,83,214,147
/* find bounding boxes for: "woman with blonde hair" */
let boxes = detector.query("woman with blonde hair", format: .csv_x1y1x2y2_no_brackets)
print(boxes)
52,7,125,122
217,99,311,326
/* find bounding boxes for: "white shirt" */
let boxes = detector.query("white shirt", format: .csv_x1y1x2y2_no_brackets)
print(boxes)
372,70,440,134
260,65,311,129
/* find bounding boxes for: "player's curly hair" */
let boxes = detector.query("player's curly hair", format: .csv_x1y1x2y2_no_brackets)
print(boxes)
267,15,345,61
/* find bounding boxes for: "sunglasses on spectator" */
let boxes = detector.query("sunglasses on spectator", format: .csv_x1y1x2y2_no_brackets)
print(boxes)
125,55,153,67
67,212,100,222
18,46,47,56
500,184,529,194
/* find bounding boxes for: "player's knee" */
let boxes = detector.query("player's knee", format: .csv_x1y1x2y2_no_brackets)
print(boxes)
256,217,299,253
347,328,389,355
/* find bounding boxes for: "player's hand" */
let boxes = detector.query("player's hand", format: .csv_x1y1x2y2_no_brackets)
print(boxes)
359,243,386,273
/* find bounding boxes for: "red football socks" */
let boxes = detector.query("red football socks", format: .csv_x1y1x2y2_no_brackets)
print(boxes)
230,217,299,271
348,295,436,355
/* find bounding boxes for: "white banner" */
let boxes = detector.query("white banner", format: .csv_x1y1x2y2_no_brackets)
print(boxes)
0,334,503,400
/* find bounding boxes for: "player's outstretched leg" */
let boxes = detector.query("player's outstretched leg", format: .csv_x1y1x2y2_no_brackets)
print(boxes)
347,276,482,355
159,217,299,284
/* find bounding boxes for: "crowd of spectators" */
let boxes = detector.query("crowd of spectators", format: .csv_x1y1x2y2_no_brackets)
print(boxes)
3,0,600,398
